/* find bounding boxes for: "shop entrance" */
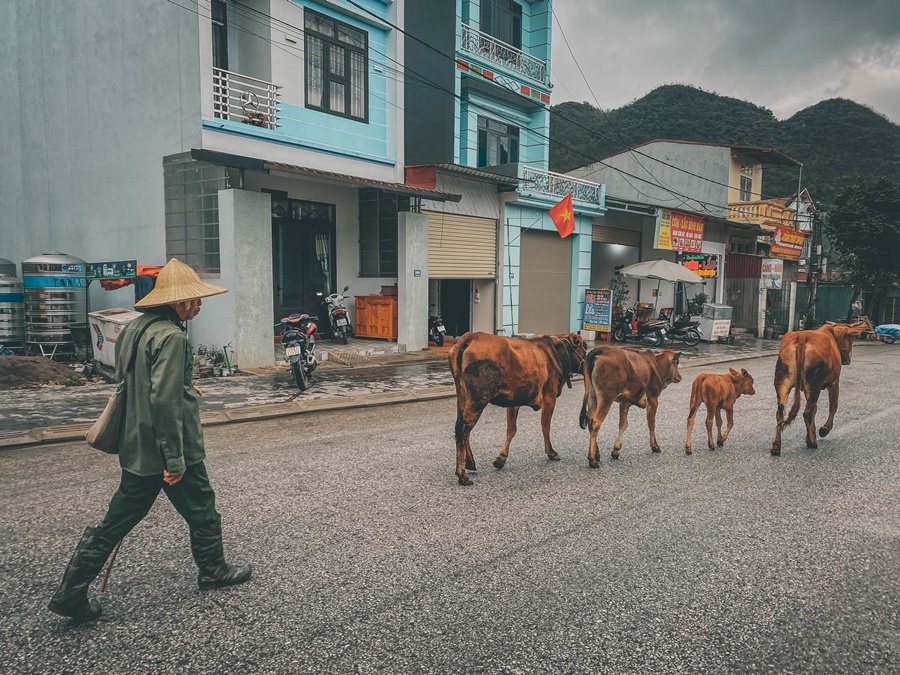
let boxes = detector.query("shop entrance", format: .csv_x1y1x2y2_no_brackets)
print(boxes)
439,279,471,337
271,197,337,323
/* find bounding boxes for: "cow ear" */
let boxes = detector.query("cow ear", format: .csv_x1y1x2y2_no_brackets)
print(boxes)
741,368,750,376
673,351,681,363
729,368,739,376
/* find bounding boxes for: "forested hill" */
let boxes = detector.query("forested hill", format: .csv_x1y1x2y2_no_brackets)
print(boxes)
548,84,900,207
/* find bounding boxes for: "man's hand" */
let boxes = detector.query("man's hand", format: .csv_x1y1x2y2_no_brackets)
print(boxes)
163,470,184,485
193,382,204,397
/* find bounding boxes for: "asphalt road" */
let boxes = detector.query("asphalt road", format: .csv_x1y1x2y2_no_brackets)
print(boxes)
1,347,898,674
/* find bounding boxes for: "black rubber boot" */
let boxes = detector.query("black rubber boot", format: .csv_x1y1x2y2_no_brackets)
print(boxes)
48,527,118,621
190,518,252,590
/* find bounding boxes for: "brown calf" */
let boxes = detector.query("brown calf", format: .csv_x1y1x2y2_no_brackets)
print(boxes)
771,322,867,455
685,368,756,454
449,332,586,486
579,347,682,467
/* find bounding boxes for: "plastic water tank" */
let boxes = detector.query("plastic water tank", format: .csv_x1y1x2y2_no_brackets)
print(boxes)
22,252,87,357
0,257,25,350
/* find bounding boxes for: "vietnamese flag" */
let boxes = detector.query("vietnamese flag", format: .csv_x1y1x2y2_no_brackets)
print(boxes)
549,193,575,238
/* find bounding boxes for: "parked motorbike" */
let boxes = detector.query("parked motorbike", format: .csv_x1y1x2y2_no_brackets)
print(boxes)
612,304,669,347
276,313,319,391
318,285,353,345
428,305,446,346
665,316,702,347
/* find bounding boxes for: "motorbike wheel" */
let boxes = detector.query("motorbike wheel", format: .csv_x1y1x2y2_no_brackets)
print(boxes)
433,331,444,346
645,330,664,348
291,361,309,391
682,329,701,347
612,326,626,342
340,327,349,345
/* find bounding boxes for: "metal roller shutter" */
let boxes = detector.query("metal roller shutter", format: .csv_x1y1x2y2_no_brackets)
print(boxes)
592,224,641,246
518,230,572,334
426,211,497,279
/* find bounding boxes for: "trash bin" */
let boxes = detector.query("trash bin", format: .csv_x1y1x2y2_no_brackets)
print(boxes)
87,308,143,368
698,303,733,342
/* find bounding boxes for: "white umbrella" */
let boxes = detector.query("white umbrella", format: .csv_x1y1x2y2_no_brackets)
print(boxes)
617,259,703,284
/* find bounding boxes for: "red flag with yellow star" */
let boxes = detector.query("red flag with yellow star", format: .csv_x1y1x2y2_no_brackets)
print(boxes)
549,193,575,238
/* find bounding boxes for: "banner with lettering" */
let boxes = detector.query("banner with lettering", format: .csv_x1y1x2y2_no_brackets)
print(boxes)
679,253,718,279
583,288,612,333
769,226,805,261
656,210,704,252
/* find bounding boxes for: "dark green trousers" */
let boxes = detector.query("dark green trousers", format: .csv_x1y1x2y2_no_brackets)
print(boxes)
96,462,220,541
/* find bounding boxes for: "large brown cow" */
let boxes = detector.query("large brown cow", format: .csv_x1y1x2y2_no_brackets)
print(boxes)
449,332,586,486
579,347,682,467
771,322,867,454
685,368,756,454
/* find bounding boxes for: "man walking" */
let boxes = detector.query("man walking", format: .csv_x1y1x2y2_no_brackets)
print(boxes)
48,258,252,621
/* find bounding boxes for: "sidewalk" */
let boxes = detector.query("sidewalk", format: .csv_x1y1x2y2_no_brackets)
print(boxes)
0,334,787,450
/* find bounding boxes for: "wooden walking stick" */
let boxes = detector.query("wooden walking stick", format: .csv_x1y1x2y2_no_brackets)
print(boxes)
99,540,123,593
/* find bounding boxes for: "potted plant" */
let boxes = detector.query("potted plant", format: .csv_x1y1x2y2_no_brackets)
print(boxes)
609,271,630,319
686,292,708,320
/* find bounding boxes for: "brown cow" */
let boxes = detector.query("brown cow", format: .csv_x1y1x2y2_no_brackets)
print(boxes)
579,347,682,467
449,332,586,486
685,368,756,454
771,322,867,455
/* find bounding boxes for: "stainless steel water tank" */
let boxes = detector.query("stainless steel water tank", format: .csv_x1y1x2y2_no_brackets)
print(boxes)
22,252,87,356
0,268,26,349
0,256,16,277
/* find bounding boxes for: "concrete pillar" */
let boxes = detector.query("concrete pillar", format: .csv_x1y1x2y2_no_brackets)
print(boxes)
196,189,274,369
398,211,428,351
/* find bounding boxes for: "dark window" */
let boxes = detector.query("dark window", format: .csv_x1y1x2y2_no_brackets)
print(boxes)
477,116,520,167
359,190,409,277
480,0,523,49
740,175,752,202
305,9,368,122
211,0,228,70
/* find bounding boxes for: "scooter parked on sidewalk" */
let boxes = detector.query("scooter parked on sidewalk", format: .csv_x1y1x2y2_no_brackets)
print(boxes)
612,304,669,347
658,309,702,347
428,304,446,346
276,313,318,391
318,286,353,345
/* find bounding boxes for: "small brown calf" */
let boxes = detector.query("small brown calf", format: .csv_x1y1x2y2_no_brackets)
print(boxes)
685,368,756,454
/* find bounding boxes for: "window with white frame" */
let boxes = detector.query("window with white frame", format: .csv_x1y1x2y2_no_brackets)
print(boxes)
739,165,753,201
305,9,368,122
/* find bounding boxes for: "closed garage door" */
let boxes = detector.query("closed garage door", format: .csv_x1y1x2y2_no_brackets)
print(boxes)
426,211,496,278
518,230,572,334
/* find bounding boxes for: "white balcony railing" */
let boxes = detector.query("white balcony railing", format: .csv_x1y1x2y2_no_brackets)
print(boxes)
461,24,547,83
212,67,282,131
521,166,603,205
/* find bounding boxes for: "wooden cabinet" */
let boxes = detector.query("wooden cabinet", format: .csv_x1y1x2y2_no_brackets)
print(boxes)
355,295,398,340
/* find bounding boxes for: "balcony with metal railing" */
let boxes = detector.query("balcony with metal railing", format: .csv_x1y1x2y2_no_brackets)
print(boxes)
520,166,605,212
460,24,547,84
727,200,796,230
212,67,282,131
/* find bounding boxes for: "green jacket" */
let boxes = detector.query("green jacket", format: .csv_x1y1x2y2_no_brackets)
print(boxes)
114,309,205,476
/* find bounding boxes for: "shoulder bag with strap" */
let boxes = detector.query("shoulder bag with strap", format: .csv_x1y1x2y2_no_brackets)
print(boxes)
85,316,165,454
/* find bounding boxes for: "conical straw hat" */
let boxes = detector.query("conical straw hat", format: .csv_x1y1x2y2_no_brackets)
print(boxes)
134,258,228,308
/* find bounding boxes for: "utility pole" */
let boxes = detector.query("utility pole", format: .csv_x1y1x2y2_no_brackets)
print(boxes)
804,210,822,329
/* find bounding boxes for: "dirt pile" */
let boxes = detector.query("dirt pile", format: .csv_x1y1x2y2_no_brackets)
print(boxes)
0,357,87,390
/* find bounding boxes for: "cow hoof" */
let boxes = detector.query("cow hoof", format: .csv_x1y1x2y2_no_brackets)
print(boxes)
716,440,724,447
547,451,561,462
651,446,661,453
708,445,715,452
806,439,818,449
588,460,600,469
609,453,620,460
685,447,692,455
493,458,506,469
457,474,474,486
818,427,831,437
770,446,781,456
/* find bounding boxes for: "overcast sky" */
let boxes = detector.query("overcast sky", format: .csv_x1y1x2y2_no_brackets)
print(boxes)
550,0,900,125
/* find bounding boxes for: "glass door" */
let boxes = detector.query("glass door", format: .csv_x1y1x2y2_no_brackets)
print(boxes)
272,197,336,324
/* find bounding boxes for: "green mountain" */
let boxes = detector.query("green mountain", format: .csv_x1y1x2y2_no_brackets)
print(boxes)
549,84,900,208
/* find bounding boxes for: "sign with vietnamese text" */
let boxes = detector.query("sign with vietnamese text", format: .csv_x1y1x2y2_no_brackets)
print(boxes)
769,226,805,261
583,288,612,333
760,258,783,289
679,253,718,278
656,210,705,252
87,260,137,281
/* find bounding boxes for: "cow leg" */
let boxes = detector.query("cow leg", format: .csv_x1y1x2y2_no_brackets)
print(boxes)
494,407,520,469
714,407,725,448
771,370,793,456
720,406,735,446
587,399,613,469
647,399,662,453
685,403,699,455
802,385,822,449
455,404,485,486
540,401,561,462
819,381,839,438
705,406,716,451
612,403,630,459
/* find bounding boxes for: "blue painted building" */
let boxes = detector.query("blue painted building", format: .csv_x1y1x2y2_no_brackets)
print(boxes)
405,0,605,335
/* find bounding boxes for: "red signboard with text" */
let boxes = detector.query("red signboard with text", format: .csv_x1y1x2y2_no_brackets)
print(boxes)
657,209,705,252
769,226,805,261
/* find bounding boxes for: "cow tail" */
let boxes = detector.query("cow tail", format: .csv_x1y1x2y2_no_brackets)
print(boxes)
687,376,702,422
784,341,805,427
579,349,599,429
